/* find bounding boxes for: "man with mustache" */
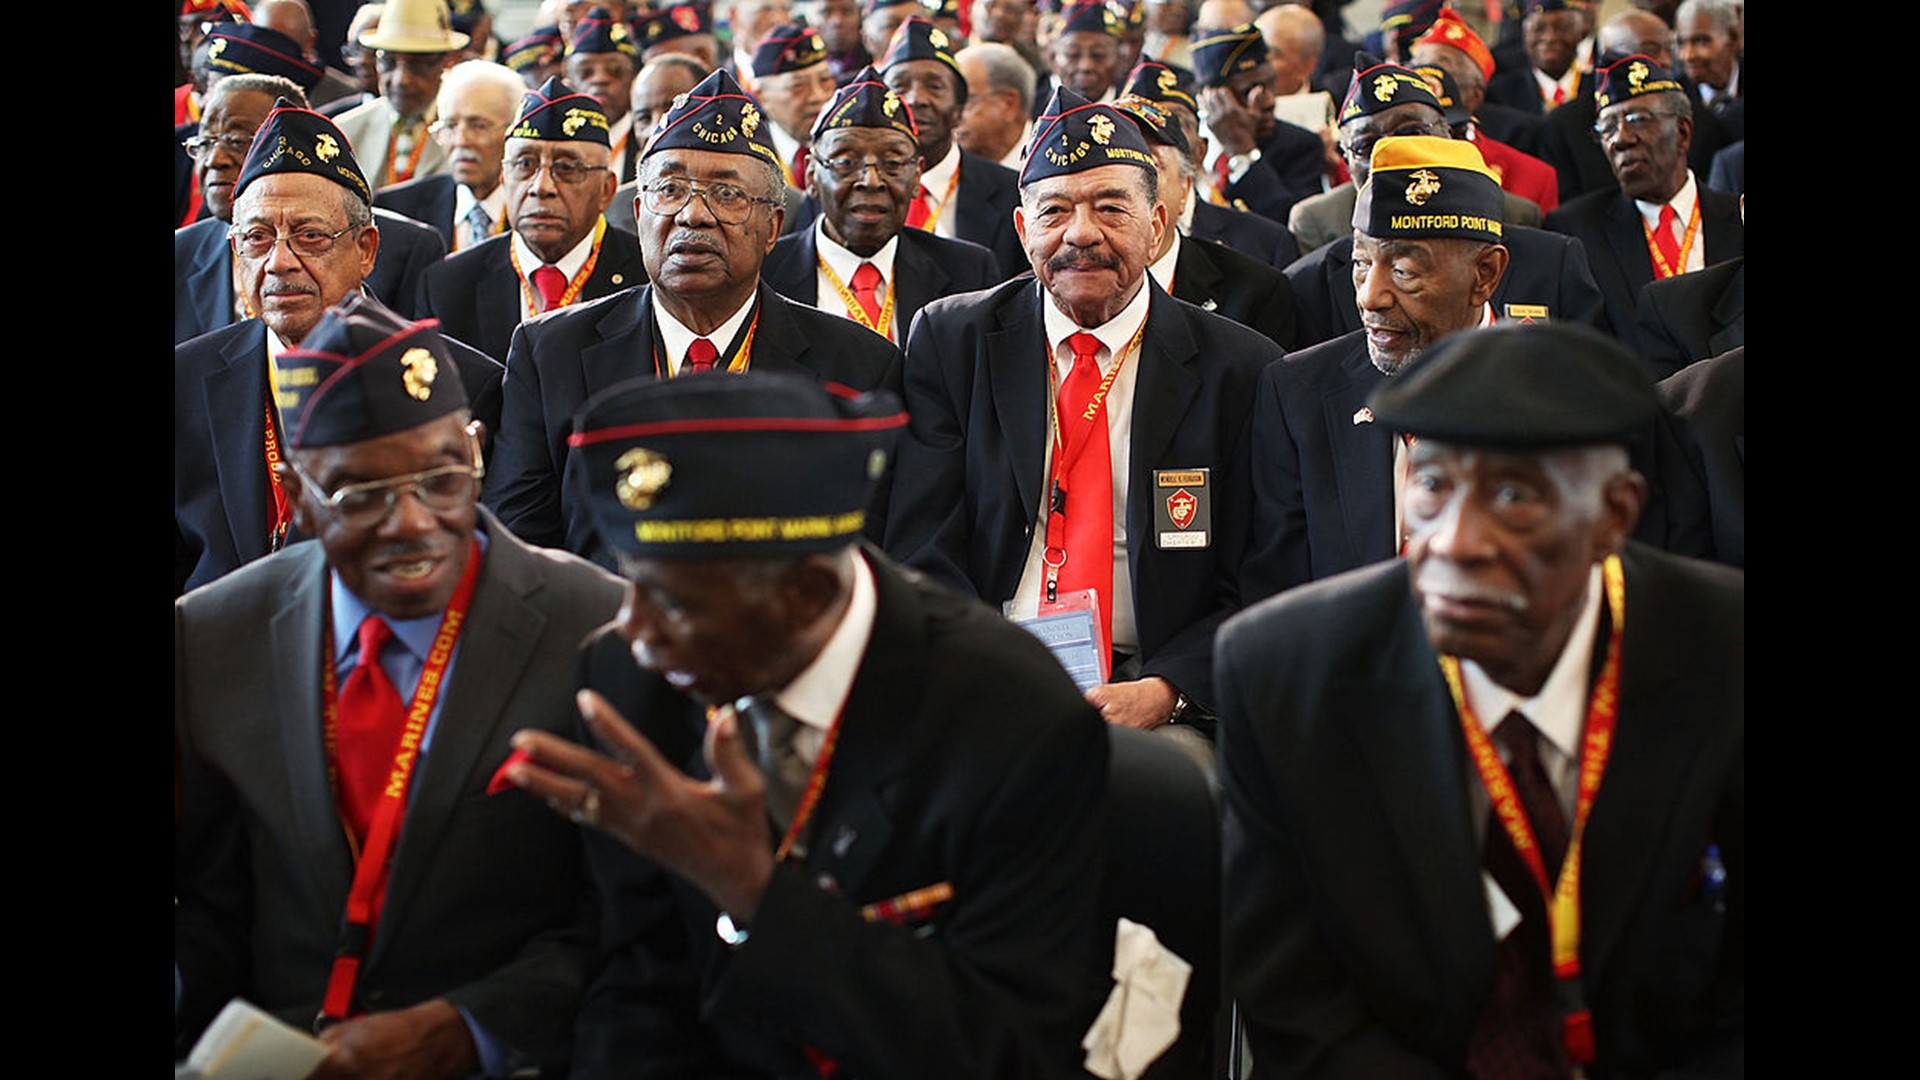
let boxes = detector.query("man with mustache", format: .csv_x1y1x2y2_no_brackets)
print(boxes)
176,297,624,1078
176,100,503,596
415,76,647,363
1240,135,1509,602
886,86,1282,768
373,59,522,251
1541,53,1742,367
1218,321,1743,1078
760,67,1001,343
484,68,903,570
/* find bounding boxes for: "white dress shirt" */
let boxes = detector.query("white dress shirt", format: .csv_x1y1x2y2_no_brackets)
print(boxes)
763,549,879,765
651,287,758,375
915,143,962,239
511,223,602,319
1634,170,1706,275
813,220,901,341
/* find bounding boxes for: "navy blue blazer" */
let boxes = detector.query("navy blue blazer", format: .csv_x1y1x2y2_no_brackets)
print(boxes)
759,225,1002,343
1187,198,1300,269
483,281,904,568
373,172,460,248
1170,233,1298,350
415,224,649,363
174,209,450,344
176,317,503,596
1220,119,1327,226
883,277,1282,713
1283,223,1608,349
1634,256,1745,383
1543,186,1744,357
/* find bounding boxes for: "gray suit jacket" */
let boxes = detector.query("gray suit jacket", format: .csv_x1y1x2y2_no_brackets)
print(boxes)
332,97,451,190
175,512,625,1071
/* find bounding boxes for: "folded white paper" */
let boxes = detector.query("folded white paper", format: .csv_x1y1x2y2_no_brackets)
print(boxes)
1082,917,1193,1080
183,997,330,1080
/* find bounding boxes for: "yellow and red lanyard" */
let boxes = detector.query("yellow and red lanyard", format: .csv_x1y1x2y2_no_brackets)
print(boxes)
909,165,962,231
509,217,608,318
817,256,897,341
385,120,429,185
650,307,760,377
263,354,294,551
316,539,484,1024
1438,553,1625,1066
1643,200,1700,280
1040,324,1144,605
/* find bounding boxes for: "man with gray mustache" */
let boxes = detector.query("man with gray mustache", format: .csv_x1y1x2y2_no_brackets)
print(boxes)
885,85,1282,768
1217,321,1743,1077
483,67,903,570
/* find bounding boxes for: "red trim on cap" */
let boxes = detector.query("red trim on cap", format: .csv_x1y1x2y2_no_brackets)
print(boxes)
642,91,767,155
287,317,447,445
568,411,910,447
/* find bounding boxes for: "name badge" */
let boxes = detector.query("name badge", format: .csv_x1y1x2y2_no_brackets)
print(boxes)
1503,303,1550,323
1152,468,1211,550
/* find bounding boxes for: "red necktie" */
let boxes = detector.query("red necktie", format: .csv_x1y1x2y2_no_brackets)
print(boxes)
1652,204,1682,277
1213,154,1231,193
685,337,719,373
531,264,566,313
1056,331,1115,649
792,146,809,186
849,262,884,326
1468,712,1573,1079
335,617,406,847
905,184,932,230
1550,83,1566,106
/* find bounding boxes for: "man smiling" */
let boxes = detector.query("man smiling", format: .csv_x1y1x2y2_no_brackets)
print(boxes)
416,76,646,362
886,86,1281,764
761,66,1000,342
484,68,903,568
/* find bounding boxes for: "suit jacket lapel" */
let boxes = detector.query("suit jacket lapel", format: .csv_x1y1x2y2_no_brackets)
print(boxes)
986,284,1048,524
1125,287,1202,567
583,222,645,300
1326,345,1397,565
745,282,814,376
1351,584,1494,1028
1603,195,1655,298
1698,192,1741,266
268,546,355,900
189,223,234,336
893,231,953,339
1707,260,1744,356
580,287,661,389
478,241,521,357
203,322,274,568
1171,238,1224,313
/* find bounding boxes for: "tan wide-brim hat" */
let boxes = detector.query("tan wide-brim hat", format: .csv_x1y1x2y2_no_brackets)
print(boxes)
358,0,471,53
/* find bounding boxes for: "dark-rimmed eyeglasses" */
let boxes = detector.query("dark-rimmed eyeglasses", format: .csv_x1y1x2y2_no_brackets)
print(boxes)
505,156,611,184
228,224,361,260
293,438,485,529
817,155,917,181
639,177,781,225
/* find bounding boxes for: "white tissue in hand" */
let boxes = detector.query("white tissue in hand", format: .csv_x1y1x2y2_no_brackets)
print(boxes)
1081,917,1193,1080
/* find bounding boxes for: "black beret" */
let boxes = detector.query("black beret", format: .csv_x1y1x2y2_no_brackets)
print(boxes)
569,371,906,558
1368,322,1659,448
235,98,371,205
1021,85,1157,186
281,294,469,449
509,75,612,145
812,65,919,142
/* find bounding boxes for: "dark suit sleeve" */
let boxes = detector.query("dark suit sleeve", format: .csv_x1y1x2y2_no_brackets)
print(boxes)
1632,277,1693,383
1284,246,1339,350
1216,614,1450,1080
1240,359,1312,604
484,320,569,549
1552,232,1611,336
882,309,987,599
373,218,448,318
1253,267,1300,351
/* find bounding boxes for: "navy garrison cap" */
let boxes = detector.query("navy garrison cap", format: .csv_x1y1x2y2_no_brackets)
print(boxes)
1111,93,1186,153
752,23,828,78
637,3,714,47
568,6,638,57
1340,52,1444,124
1188,23,1264,87
570,371,906,557
1368,322,1659,448
879,16,965,81
234,98,371,205
1411,63,1470,126
1122,59,1198,113
640,68,783,171
510,76,612,145
812,66,919,142
503,25,564,73
1058,0,1122,37
282,295,468,449
203,23,325,89
1593,53,1683,112
1021,85,1157,185
1353,135,1503,242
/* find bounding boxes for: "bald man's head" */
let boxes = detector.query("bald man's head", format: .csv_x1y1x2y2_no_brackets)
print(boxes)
1255,4,1322,96
1600,9,1677,69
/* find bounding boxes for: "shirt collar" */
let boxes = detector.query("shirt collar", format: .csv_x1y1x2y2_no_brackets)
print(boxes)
1039,271,1153,376
651,286,759,374
769,122,805,178
330,527,491,667
1177,185,1195,233
919,142,960,196
1459,562,1603,761
1634,169,1698,231
510,216,602,282
814,217,899,281
999,118,1035,171
767,549,878,732
453,180,509,229
1146,228,1181,292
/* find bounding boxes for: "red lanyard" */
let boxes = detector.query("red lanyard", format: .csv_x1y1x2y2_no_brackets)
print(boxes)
1040,324,1144,602
1438,553,1625,1065
317,538,484,1023
262,395,292,552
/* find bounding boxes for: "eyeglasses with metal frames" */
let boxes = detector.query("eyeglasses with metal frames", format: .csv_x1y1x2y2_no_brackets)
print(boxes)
639,176,782,224
292,435,485,529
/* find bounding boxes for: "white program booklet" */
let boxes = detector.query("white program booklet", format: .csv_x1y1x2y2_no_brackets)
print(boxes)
178,997,329,1080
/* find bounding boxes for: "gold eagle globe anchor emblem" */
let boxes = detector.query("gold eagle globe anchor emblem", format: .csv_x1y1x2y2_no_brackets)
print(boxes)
1404,168,1442,206
399,348,438,401
615,448,673,510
